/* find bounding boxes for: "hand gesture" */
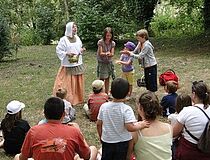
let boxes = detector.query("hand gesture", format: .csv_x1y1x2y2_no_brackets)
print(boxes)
115,60,121,64
135,120,150,130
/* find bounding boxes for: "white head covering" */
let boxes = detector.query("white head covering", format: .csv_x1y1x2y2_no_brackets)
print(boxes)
65,22,75,38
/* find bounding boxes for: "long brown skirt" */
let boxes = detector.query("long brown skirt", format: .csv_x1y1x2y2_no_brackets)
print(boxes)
53,66,84,106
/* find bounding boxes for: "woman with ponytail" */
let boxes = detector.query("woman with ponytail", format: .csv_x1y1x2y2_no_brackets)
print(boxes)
173,81,210,159
127,91,172,160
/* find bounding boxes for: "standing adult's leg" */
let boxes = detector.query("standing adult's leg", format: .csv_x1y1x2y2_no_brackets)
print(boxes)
104,77,110,94
144,65,157,92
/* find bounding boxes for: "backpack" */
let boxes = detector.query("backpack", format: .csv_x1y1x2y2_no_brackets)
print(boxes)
159,69,178,86
185,106,210,153
137,75,146,87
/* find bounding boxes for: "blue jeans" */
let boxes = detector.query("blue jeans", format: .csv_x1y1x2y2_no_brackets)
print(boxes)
101,141,129,160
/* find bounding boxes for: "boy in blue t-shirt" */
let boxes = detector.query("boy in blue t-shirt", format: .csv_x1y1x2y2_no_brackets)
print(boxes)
116,41,136,97
160,81,178,117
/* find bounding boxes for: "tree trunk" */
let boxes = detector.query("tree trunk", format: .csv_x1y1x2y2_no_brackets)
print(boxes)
204,0,210,34
136,0,158,29
63,0,69,21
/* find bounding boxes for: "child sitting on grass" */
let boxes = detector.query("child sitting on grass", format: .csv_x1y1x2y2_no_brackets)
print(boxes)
83,80,109,122
160,81,178,117
56,88,76,123
168,93,192,160
39,88,75,124
116,41,136,98
0,100,30,155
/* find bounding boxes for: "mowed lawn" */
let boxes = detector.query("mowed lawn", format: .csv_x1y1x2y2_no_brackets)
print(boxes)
0,36,210,159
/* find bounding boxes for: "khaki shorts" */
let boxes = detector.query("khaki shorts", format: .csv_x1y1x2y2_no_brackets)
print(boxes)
122,70,134,85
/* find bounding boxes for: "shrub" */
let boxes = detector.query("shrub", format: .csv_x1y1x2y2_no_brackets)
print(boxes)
0,16,12,61
151,3,204,37
19,28,41,46
72,1,138,48
35,1,56,45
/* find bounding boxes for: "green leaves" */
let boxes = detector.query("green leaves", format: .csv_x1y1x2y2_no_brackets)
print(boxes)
0,16,12,61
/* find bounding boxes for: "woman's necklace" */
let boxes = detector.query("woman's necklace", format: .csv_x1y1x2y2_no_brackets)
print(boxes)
67,36,76,43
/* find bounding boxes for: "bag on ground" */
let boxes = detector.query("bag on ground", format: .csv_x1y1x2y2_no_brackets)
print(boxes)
159,69,179,86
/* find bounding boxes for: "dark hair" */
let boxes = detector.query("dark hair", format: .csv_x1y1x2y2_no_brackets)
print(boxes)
56,88,67,99
111,78,129,99
44,97,65,120
176,93,192,113
1,111,22,133
103,27,114,42
166,81,178,93
93,88,103,94
138,91,161,120
192,81,210,109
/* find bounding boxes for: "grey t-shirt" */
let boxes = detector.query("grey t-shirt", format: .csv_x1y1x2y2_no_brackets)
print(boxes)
97,39,115,63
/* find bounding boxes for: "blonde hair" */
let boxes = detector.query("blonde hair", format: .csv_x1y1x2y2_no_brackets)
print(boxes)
136,29,149,40
56,88,67,99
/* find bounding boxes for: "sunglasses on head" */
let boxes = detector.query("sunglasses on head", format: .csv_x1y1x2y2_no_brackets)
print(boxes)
192,80,204,92
192,80,203,85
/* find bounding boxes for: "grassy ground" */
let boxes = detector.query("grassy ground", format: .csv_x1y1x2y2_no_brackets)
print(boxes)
0,36,210,159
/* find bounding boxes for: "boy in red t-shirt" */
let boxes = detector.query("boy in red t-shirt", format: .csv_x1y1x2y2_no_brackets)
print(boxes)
83,80,109,121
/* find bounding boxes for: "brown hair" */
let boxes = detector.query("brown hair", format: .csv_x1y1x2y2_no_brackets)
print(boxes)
176,93,192,113
56,88,67,99
192,81,210,109
103,27,114,42
166,81,178,93
138,91,161,120
1,111,22,133
136,29,149,40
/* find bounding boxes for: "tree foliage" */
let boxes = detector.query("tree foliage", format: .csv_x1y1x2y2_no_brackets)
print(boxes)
0,0,209,50
204,0,210,33
166,0,210,34
35,0,56,45
0,16,12,61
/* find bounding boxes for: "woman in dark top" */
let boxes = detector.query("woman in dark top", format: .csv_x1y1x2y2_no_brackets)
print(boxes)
0,100,30,155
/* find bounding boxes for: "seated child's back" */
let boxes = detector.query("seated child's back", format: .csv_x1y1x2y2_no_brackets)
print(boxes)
84,80,108,121
161,81,178,116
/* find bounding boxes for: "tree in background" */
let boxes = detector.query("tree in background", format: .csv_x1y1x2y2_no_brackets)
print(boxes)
0,16,12,61
204,0,210,34
0,0,209,48
35,1,56,45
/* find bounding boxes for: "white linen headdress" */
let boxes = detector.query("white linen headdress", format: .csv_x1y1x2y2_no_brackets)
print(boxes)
65,22,74,38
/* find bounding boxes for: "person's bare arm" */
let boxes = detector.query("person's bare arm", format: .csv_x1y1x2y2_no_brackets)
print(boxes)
125,120,150,132
126,132,138,160
107,47,115,57
116,59,132,66
173,121,184,137
14,153,28,160
98,46,107,56
96,120,103,141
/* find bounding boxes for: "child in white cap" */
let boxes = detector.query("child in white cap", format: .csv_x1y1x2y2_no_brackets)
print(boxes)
83,79,109,121
116,41,136,98
0,100,30,155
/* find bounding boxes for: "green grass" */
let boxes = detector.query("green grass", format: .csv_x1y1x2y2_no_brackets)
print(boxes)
0,36,210,159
